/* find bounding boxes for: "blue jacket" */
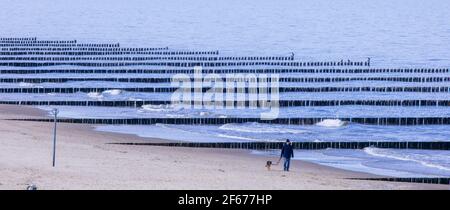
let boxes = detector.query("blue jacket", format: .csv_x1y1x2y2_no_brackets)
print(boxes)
280,143,294,159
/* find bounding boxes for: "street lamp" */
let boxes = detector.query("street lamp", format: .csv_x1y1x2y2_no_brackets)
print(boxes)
51,108,59,167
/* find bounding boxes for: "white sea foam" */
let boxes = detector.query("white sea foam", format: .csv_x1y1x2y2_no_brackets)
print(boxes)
140,104,173,112
19,82,34,87
316,119,348,127
219,122,306,134
102,89,122,95
128,97,143,101
199,111,210,116
313,139,324,142
87,92,103,99
364,147,450,172
216,134,262,141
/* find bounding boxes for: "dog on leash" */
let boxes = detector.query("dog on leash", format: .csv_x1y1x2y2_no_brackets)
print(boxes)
265,159,280,171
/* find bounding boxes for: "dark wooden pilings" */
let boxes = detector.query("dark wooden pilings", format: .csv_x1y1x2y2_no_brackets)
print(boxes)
278,86,450,93
277,100,450,107
0,60,369,67
10,117,450,126
1,68,448,75
0,37,368,67
0,37,37,41
0,39,365,66
0,43,122,47
347,177,450,185
0,40,77,44
1,76,449,83
0,38,440,71
2,52,301,60
1,100,450,107
1,48,221,55
107,141,450,150
0,86,449,93
0,56,298,62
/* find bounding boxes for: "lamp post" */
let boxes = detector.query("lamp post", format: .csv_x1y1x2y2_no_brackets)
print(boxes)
51,108,59,167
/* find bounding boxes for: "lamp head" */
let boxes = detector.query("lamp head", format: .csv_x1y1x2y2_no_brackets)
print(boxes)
51,108,59,115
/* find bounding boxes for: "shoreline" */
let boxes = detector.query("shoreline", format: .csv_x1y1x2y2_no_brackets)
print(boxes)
0,105,447,190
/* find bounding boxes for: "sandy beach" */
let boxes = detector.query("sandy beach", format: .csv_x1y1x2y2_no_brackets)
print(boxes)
0,105,447,190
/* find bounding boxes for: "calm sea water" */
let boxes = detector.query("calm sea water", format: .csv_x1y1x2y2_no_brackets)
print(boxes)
2,0,450,177
1,0,450,67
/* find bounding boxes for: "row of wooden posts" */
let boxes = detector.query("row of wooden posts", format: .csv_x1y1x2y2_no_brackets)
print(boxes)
0,56,296,61
0,60,370,67
0,86,449,93
0,68,448,74
108,141,450,150
1,76,449,83
2,100,450,107
10,117,450,126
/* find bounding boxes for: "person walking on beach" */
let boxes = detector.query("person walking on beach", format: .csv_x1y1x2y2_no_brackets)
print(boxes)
280,139,294,171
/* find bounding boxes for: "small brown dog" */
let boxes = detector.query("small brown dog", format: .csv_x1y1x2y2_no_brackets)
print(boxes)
265,160,280,171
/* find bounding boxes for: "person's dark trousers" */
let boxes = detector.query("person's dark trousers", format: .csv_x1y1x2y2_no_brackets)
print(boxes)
283,157,291,171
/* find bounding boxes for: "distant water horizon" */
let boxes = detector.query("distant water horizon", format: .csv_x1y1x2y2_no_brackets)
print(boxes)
1,0,450,67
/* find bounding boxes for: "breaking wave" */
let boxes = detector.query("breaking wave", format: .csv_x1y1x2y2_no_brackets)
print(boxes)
219,122,306,134
364,147,450,172
316,119,348,127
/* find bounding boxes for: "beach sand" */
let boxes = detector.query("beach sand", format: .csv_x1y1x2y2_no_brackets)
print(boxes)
0,105,447,190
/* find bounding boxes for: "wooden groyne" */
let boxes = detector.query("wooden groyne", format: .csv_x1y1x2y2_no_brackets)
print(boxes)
0,60,369,67
0,43,122,47
9,117,450,125
1,49,221,55
1,76,449,83
0,54,295,62
347,177,450,185
0,56,296,62
1,39,369,66
0,37,37,41
0,48,225,55
2,100,450,107
107,141,450,150
1,86,449,93
1,68,448,75
0,40,77,44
